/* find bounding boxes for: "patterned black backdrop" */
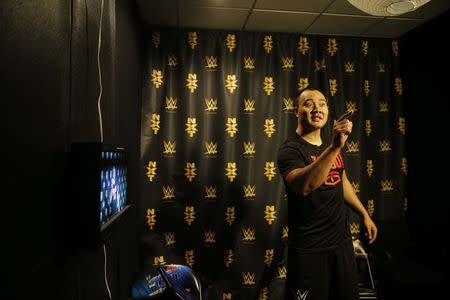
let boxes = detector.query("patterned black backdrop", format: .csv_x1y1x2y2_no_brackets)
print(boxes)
140,29,406,299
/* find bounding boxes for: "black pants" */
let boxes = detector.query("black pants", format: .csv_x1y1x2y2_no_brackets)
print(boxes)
287,240,358,300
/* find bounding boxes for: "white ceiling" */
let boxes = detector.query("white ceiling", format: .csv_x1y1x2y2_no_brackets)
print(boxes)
136,0,450,37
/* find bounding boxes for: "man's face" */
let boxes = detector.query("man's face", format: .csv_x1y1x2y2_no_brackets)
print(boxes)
296,90,329,130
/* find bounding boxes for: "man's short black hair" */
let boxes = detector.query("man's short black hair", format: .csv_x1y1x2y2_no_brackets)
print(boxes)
295,86,327,107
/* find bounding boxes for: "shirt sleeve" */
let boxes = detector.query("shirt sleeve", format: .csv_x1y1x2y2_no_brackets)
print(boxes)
277,143,307,179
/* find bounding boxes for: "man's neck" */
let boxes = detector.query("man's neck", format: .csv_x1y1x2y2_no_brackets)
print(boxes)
296,127,322,146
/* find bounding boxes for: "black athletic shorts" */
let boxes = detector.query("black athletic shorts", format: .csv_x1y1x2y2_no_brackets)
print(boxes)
286,239,358,300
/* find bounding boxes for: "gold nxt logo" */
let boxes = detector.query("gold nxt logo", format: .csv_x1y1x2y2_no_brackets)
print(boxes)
364,80,370,96
244,99,255,113
225,207,236,226
367,199,375,217
377,62,386,73
185,117,198,137
204,185,217,199
185,250,195,268
344,61,355,73
401,157,407,175
365,120,372,136
263,77,275,95
329,79,338,96
204,230,216,244
150,113,160,134
153,256,166,266
264,162,276,181
226,34,237,52
398,117,406,135
263,35,273,53
165,97,178,111
282,226,289,240
226,117,238,137
186,73,198,93
242,227,256,241
282,57,294,69
162,185,175,200
394,78,403,95
379,101,389,112
264,119,276,137
188,31,198,49
264,205,276,224
314,58,326,71
243,142,256,156
163,140,176,156
152,31,160,48
346,140,359,153
243,185,256,199
350,222,360,235
242,272,256,286
205,98,218,112
205,56,218,69
243,57,255,70
167,55,178,68
185,162,197,182
392,40,399,56
184,206,196,225
278,266,287,280
367,160,374,177
226,74,238,93
351,182,360,194
283,97,295,112
361,40,369,56
298,36,310,55
327,38,338,56
151,69,163,88
264,249,274,266
146,161,157,182
298,77,309,90
226,162,237,182
259,287,269,300
379,140,391,152
224,249,234,268
163,232,176,247
204,141,218,156
346,101,357,114
381,180,394,192
146,208,156,230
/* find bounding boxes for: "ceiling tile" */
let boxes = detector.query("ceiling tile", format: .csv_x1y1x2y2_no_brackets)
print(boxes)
136,0,178,27
179,6,249,30
182,0,254,9
306,14,382,36
326,0,371,15
255,0,334,13
362,17,426,37
245,10,319,32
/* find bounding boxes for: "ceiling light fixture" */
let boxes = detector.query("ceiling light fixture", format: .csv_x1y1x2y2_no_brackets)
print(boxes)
347,0,431,16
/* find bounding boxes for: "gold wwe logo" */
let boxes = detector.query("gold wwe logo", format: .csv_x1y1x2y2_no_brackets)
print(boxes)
327,38,338,56
225,207,236,226
163,232,176,247
186,73,198,93
185,117,198,137
361,40,368,56
226,34,236,52
243,57,255,70
264,205,277,224
282,226,289,240
364,80,370,96
224,249,234,268
226,117,238,137
298,77,309,91
146,161,157,182
377,62,386,73
146,208,156,230
243,142,256,156
398,117,405,135
392,40,399,56
163,141,176,155
151,69,163,88
242,272,256,286
278,266,287,280
264,162,276,181
367,200,375,217
244,99,255,112
401,157,407,175
344,61,355,73
184,206,196,225
204,185,217,199
264,119,276,137
366,160,374,177
381,180,394,192
242,227,256,241
205,56,218,69
282,57,294,69
243,185,256,199
379,102,389,112
283,97,295,112
264,249,274,266
167,55,178,68
365,120,372,136
329,79,338,96
350,222,360,235
226,162,237,182
204,230,216,244
226,74,238,93
162,185,175,200
185,250,195,267
205,98,218,112
263,77,275,95
298,36,310,55
394,77,403,95
204,141,218,156
152,31,160,48
263,35,273,53
165,97,178,111
379,140,391,152
346,141,359,153
153,256,166,266
185,162,197,182
314,58,326,71
188,31,198,49
351,182,360,194
150,113,160,134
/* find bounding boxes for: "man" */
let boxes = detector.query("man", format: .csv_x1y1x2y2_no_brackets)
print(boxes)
277,87,377,300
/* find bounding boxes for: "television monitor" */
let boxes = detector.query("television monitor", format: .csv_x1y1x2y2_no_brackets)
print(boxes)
69,143,131,248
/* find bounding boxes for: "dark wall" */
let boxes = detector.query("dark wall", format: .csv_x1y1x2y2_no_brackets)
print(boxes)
2,0,143,299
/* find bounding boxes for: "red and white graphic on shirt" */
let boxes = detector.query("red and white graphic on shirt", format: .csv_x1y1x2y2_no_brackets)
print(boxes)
310,153,344,186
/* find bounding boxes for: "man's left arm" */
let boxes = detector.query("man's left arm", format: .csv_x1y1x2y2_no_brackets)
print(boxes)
342,171,378,244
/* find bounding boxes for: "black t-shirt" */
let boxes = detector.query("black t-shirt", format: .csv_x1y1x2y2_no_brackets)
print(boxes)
277,133,350,250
